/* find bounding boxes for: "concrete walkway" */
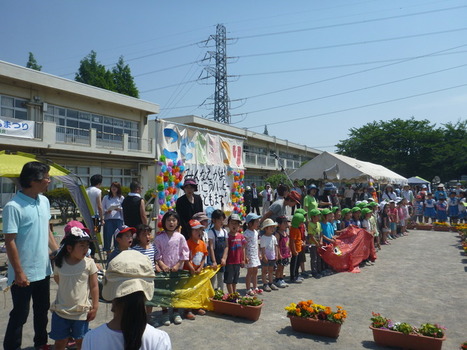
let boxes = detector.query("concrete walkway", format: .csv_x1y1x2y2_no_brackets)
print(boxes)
0,228,465,349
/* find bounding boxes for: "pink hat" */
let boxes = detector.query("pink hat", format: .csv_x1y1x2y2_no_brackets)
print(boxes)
64,220,90,235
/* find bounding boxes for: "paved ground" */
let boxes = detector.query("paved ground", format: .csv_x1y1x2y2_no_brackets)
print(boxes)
0,228,465,349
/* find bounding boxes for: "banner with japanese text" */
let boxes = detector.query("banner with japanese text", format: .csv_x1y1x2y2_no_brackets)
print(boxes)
0,117,34,139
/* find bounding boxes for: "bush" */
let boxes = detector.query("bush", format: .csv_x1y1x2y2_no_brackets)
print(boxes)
44,187,78,223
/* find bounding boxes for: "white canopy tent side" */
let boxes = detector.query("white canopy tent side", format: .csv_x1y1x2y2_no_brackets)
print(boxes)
290,151,407,185
407,176,431,192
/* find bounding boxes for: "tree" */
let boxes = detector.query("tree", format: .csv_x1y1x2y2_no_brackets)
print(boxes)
336,117,466,182
112,56,139,98
431,120,467,181
26,52,42,71
75,50,115,91
44,188,78,223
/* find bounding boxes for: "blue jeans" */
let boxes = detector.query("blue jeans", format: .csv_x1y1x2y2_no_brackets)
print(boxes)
4,276,50,350
103,219,123,251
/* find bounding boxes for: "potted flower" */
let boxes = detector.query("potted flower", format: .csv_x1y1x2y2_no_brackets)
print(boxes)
211,290,263,321
415,222,433,230
285,300,347,338
433,221,451,232
370,312,446,350
461,341,467,349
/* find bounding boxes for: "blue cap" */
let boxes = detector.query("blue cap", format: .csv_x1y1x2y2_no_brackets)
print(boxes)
308,184,317,189
245,213,261,224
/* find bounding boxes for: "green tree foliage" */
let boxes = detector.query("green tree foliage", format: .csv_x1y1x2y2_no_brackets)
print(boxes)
75,50,115,91
75,51,139,98
431,120,467,181
336,117,466,182
112,56,139,98
26,52,42,71
44,188,78,223
264,173,291,189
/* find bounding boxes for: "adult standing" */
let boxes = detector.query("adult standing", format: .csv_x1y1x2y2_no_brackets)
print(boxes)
303,184,319,218
86,174,104,227
243,186,253,214
260,190,301,223
291,181,302,214
260,183,273,215
176,177,203,240
401,184,415,204
3,161,59,350
318,183,335,209
382,184,397,202
102,181,125,255
434,184,447,201
250,183,260,215
122,181,147,228
343,184,355,208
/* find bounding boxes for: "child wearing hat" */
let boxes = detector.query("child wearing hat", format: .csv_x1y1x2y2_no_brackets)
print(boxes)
320,209,336,276
243,213,262,295
350,207,362,228
435,194,448,223
107,225,136,268
82,250,171,349
294,208,309,278
184,219,209,320
307,209,323,279
340,208,352,229
225,214,246,294
423,193,436,224
289,213,305,283
274,216,291,288
361,208,377,266
259,218,279,292
50,221,99,350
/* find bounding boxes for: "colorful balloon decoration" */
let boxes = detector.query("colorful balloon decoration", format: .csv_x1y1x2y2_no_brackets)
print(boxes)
156,156,185,229
227,168,246,219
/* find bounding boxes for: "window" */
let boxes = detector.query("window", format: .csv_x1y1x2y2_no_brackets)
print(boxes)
0,94,28,120
44,104,140,142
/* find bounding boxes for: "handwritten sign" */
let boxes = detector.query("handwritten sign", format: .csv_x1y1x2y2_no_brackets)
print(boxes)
184,164,230,209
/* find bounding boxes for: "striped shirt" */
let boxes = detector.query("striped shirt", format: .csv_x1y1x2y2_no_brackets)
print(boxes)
131,244,156,269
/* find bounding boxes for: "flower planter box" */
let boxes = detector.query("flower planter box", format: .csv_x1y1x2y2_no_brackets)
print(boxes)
370,326,446,350
288,315,342,338
211,299,262,321
415,224,433,230
433,226,451,232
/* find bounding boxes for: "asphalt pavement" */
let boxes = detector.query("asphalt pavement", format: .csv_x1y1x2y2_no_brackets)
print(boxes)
0,228,465,349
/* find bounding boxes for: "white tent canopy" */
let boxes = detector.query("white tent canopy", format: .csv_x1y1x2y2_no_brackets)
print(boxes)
290,151,408,185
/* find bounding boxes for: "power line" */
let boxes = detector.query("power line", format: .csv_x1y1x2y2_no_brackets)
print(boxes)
236,50,467,77
240,27,467,58
236,4,467,40
230,44,467,101
246,83,467,129
231,63,467,116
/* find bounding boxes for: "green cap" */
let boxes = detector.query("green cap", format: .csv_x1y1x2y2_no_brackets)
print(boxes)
357,202,367,208
291,213,305,228
352,207,361,212
309,209,321,217
321,208,332,216
368,201,378,207
361,208,372,215
341,208,351,215
295,208,307,216
331,206,339,213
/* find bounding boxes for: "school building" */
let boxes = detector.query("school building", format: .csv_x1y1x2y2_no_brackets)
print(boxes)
0,60,320,207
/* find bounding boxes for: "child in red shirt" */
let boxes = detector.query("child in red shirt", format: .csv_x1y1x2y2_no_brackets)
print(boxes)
224,214,246,294
184,219,208,320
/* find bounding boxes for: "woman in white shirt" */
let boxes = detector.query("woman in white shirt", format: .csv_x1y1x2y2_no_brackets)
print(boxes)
102,182,125,255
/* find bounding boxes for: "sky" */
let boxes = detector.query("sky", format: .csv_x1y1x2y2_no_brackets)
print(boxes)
2,0,467,152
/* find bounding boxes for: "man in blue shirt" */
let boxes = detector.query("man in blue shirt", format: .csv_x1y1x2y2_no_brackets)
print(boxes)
3,161,59,350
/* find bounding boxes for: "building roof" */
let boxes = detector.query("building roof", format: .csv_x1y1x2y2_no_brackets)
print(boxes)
165,115,322,155
0,60,159,115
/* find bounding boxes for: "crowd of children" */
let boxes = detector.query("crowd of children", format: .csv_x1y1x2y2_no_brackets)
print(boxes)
49,181,465,345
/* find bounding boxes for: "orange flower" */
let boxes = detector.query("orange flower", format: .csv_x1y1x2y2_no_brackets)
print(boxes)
324,307,332,315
